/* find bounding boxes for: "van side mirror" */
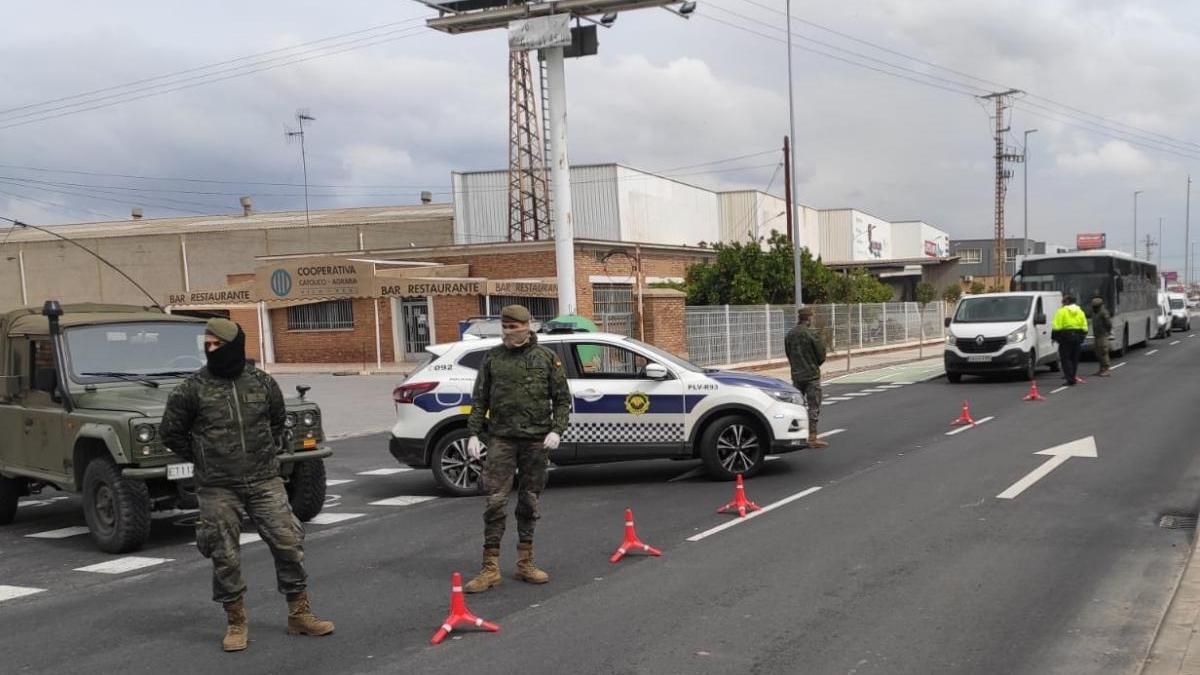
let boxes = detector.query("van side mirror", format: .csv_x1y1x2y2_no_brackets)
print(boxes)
644,363,669,380
943,317,952,328
1034,313,1047,325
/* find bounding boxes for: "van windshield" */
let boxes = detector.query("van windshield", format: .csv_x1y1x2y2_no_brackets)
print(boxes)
954,296,1033,323
1170,298,1185,309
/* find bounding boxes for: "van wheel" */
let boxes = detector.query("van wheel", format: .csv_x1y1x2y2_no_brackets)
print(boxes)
700,415,765,481
82,457,151,554
946,372,962,383
286,460,326,522
432,429,485,497
1024,351,1037,381
0,475,23,525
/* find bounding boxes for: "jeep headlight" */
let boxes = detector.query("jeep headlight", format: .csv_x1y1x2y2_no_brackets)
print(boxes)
302,411,316,427
1007,328,1027,344
766,389,803,405
134,424,156,444
285,413,298,428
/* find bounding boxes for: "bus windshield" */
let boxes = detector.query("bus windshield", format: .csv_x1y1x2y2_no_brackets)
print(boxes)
954,296,1032,323
1015,253,1158,319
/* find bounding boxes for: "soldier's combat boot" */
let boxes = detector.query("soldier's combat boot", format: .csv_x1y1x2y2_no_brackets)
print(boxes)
464,548,501,593
807,431,828,449
515,542,550,584
286,592,335,637
222,599,248,652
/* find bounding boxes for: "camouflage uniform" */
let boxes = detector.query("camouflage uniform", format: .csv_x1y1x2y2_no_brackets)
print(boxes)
784,319,827,431
160,365,307,604
467,333,570,548
1092,300,1113,374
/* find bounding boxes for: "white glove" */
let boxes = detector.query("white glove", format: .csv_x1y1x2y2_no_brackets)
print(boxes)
543,432,561,451
467,436,484,460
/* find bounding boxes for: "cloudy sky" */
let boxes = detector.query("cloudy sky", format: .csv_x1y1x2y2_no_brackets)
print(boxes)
2,1,1198,269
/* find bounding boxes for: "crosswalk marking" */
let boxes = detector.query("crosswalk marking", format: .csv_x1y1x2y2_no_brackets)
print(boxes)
306,512,366,525
844,392,872,397
0,585,46,603
369,495,439,507
74,557,173,575
26,526,90,539
356,468,411,476
326,479,354,486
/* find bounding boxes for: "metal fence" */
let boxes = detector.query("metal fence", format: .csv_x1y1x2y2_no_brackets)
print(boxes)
684,302,947,368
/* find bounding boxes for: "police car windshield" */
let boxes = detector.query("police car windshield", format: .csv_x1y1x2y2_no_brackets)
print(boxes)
66,323,207,381
954,297,1032,323
621,337,704,373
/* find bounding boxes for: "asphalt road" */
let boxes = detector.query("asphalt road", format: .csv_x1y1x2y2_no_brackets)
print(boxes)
2,333,1199,674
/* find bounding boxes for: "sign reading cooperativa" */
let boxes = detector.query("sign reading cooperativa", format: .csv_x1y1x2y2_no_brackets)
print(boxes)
255,258,370,301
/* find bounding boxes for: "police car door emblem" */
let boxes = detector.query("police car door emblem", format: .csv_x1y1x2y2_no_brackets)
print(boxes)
625,392,650,415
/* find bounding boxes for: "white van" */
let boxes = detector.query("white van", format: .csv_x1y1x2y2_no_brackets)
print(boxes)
1167,292,1192,331
944,291,1062,383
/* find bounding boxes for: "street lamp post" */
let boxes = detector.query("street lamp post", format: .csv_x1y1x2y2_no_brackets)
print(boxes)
786,0,802,307
1134,190,1143,258
1023,129,1037,256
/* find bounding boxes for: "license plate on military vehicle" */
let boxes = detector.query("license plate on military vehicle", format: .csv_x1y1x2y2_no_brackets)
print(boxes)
967,355,992,363
167,463,194,481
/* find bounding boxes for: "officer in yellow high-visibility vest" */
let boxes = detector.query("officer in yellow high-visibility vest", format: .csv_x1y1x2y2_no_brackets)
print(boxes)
1052,294,1089,386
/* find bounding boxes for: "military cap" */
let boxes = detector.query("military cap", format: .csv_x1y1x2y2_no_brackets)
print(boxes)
1091,297,1104,307
205,318,240,342
797,306,814,320
500,304,532,323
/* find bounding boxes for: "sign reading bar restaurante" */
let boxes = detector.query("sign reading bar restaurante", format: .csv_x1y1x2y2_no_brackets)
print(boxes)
167,286,255,306
256,257,370,301
485,279,557,298
376,278,486,297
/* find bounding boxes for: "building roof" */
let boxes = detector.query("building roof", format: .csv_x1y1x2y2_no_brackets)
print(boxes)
253,237,717,263
5,203,453,243
824,256,959,269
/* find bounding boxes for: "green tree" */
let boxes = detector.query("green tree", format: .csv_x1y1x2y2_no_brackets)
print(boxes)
942,284,963,304
684,230,841,305
969,280,987,295
915,281,937,305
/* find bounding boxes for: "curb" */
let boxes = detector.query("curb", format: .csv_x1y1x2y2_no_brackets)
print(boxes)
1141,527,1200,674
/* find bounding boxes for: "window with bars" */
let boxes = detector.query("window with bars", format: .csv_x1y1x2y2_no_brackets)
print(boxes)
593,284,634,335
958,248,983,264
287,300,354,331
480,296,558,321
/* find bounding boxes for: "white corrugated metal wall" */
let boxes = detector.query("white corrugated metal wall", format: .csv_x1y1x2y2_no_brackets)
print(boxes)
819,209,854,261
616,166,719,246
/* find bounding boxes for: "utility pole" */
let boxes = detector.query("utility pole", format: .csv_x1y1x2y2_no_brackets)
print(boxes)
1023,128,1037,256
1144,234,1155,263
786,0,803,306
1159,217,1164,267
979,90,1023,282
783,136,793,244
1133,190,1142,258
1187,175,1192,288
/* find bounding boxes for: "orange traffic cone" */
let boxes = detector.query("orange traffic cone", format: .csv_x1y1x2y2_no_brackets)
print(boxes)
1023,380,1046,401
610,508,662,563
951,400,976,426
430,572,500,645
717,474,762,518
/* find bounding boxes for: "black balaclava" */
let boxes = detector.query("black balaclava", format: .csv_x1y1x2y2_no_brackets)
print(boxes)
207,329,247,379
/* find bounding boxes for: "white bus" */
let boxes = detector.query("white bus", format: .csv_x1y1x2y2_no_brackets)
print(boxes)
1011,249,1159,355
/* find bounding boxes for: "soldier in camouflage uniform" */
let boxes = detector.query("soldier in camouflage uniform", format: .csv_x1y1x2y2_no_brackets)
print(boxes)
1091,296,1113,377
784,306,829,449
463,305,571,593
160,319,333,652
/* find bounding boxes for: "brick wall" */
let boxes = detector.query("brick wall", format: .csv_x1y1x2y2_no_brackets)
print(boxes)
227,307,262,363
640,288,688,358
431,295,480,345
269,297,396,364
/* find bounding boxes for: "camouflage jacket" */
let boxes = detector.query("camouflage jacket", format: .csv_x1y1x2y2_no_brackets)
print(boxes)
1092,306,1113,337
467,335,571,440
784,322,826,385
160,365,286,487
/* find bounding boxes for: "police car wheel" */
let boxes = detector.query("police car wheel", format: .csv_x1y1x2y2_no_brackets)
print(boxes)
432,430,485,497
700,415,765,481
0,475,22,525
81,457,151,554
286,460,326,522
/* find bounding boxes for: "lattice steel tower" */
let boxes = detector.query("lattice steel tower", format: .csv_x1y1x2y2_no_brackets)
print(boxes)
980,89,1023,281
508,50,552,241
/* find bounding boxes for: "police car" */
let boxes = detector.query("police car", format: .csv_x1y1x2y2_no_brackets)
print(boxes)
388,332,812,496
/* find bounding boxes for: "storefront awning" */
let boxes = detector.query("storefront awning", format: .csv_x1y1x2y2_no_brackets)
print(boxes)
485,278,558,298
166,282,256,308
377,277,487,297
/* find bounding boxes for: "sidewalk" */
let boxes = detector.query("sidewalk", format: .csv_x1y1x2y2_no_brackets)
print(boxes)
1142,529,1200,674
753,340,945,384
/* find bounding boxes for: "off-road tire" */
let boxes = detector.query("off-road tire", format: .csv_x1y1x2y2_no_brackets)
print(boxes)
286,459,327,522
82,457,151,554
699,414,765,481
431,428,484,497
0,475,23,525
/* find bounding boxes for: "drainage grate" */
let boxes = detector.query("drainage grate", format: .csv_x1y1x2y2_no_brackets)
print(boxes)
1159,514,1198,530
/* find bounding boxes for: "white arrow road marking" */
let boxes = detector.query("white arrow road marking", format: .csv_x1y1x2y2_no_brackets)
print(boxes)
0,586,45,603
997,436,1097,500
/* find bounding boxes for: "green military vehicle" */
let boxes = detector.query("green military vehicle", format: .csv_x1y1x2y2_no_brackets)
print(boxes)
0,302,332,553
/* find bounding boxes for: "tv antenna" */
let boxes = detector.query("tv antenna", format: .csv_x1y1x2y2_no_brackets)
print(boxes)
285,109,316,229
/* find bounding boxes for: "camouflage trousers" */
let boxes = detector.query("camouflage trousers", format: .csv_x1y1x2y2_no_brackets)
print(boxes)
1095,336,1111,370
195,477,307,605
796,379,822,428
481,437,549,549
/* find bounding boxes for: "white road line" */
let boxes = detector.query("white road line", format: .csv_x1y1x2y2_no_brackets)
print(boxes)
687,487,822,542
764,455,781,461
1170,340,1182,346
17,496,70,509
0,585,46,603
369,495,439,507
844,392,872,397
818,429,846,439
26,526,90,539
826,397,853,402
1112,362,1127,370
1050,386,1069,394
356,468,411,476
1146,349,1159,355
306,512,366,525
1190,334,1197,338
893,381,916,385
945,416,995,436
878,384,905,389
325,479,354,486
862,388,888,393
74,557,173,574
823,401,838,406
